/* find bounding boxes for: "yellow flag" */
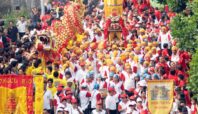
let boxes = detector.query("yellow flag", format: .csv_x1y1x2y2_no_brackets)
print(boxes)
104,0,123,17
147,80,174,114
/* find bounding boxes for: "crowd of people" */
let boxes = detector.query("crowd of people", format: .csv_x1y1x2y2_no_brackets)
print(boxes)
0,0,197,114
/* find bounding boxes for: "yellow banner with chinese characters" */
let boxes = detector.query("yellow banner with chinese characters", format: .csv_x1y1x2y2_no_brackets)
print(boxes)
0,75,33,114
147,80,174,114
34,75,44,114
104,0,123,17
0,87,27,114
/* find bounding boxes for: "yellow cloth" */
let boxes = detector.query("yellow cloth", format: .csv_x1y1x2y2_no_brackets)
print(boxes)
26,66,34,75
47,86,57,96
0,87,27,114
34,76,44,114
104,0,123,17
31,66,43,75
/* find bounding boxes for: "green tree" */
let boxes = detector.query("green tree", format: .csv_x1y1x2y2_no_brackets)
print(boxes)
155,0,188,12
188,47,198,98
170,0,198,52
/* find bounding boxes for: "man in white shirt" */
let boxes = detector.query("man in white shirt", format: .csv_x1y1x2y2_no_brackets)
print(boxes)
126,101,139,114
105,87,119,114
69,98,83,114
44,81,53,113
92,101,106,114
16,16,27,38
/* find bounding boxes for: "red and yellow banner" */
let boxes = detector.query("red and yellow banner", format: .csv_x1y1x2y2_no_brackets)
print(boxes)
0,75,33,114
147,80,174,114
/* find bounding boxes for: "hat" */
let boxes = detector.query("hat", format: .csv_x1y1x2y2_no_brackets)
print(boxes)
108,87,115,92
138,80,147,87
81,83,87,88
109,72,115,77
71,98,77,103
171,46,178,51
65,87,71,91
129,95,136,100
94,83,100,90
136,97,142,102
129,101,136,106
79,61,86,66
63,108,70,112
121,94,128,98
66,90,73,95
96,101,102,105
58,84,64,88
97,74,102,78
61,96,70,102
113,74,119,79
58,93,65,98
139,28,145,33
57,86,63,91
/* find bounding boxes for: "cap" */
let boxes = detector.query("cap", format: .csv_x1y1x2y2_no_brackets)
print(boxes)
108,87,115,92
129,101,136,106
66,90,73,95
81,83,87,88
61,96,70,102
65,87,71,91
138,80,147,87
109,72,115,77
71,98,77,103
58,93,65,98
58,84,64,88
113,74,119,79
96,101,102,105
136,97,142,102
121,94,128,98
57,86,63,91
129,95,136,100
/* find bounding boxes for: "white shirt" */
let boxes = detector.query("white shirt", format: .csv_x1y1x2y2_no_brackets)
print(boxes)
68,106,83,114
105,94,119,110
126,108,139,114
119,101,129,114
79,90,90,111
16,20,27,33
75,68,87,83
122,71,136,91
44,90,53,110
92,109,106,114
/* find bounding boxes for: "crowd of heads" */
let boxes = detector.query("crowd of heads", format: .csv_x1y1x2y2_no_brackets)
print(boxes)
0,0,197,114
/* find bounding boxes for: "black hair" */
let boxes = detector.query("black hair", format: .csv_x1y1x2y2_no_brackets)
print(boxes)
178,74,184,80
177,65,183,71
65,71,71,77
47,66,53,72
33,61,40,68
53,71,59,78
163,43,168,49
159,67,166,75
48,78,53,83
164,56,169,61
170,69,176,75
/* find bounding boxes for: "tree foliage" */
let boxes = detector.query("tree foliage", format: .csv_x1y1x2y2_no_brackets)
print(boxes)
156,0,188,12
170,0,198,52
188,47,198,98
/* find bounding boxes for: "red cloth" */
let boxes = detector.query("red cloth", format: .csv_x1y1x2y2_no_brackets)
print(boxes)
168,74,178,85
162,48,170,58
155,10,161,21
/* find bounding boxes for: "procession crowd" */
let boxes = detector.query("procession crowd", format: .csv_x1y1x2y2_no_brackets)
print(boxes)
0,0,197,114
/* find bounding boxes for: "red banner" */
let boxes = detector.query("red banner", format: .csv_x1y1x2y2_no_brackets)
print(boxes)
0,75,33,114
